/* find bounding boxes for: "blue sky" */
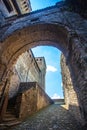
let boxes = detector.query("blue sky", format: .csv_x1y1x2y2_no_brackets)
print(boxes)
30,0,62,11
30,0,64,99
32,46,63,99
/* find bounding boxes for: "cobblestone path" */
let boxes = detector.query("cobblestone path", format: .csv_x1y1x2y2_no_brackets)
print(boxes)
12,104,82,130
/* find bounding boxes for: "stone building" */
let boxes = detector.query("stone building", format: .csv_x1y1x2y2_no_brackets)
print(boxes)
0,0,31,17
13,0,32,14
35,57,46,90
15,50,46,90
9,50,46,98
7,49,48,122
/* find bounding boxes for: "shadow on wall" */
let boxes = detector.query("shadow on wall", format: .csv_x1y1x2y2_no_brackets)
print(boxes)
69,104,87,130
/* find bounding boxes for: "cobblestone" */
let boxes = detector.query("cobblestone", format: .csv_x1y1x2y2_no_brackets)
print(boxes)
12,104,82,130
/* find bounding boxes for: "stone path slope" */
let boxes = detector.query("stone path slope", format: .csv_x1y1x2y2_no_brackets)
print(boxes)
12,104,82,130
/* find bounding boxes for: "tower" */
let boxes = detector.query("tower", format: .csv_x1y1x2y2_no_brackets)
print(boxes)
0,0,32,17
35,57,46,90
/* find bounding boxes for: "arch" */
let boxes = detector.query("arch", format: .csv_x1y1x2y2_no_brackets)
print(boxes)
1,23,70,71
0,20,87,127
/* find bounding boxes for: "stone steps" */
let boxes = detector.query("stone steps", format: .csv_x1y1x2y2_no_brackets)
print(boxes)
0,108,21,129
2,116,17,122
4,112,15,118
0,120,21,130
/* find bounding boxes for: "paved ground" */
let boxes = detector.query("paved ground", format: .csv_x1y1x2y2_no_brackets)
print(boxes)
12,104,82,130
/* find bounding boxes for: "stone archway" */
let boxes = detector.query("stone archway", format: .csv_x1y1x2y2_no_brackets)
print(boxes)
0,5,87,126
0,23,69,82
0,23,87,126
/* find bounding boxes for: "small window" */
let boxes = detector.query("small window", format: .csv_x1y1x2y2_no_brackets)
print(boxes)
3,0,13,12
23,2,26,4
25,8,29,11
25,5,28,7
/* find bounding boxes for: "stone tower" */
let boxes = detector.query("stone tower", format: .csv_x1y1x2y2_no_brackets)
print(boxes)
13,0,32,14
35,57,46,90
0,0,31,17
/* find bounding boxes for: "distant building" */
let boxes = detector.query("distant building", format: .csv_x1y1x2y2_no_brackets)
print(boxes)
35,57,46,90
15,50,46,90
9,50,46,98
0,0,32,17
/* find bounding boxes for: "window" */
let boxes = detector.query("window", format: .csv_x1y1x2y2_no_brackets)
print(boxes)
30,54,31,57
25,8,28,11
3,0,13,13
23,2,26,4
24,5,27,8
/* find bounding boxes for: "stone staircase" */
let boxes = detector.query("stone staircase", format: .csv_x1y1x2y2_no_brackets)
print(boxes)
0,112,21,129
0,98,21,129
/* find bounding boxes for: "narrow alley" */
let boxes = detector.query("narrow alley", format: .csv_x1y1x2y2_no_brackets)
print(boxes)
12,104,82,130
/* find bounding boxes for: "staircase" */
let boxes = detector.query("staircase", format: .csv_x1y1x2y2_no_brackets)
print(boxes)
0,97,21,130
0,111,21,129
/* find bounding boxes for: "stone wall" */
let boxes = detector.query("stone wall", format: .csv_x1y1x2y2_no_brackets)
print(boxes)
35,57,46,90
37,83,52,110
15,82,53,120
65,0,87,18
15,0,32,14
0,0,17,17
9,67,20,98
0,11,5,26
15,50,46,90
0,0,32,18
61,54,82,124
16,84,37,119
15,50,41,83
